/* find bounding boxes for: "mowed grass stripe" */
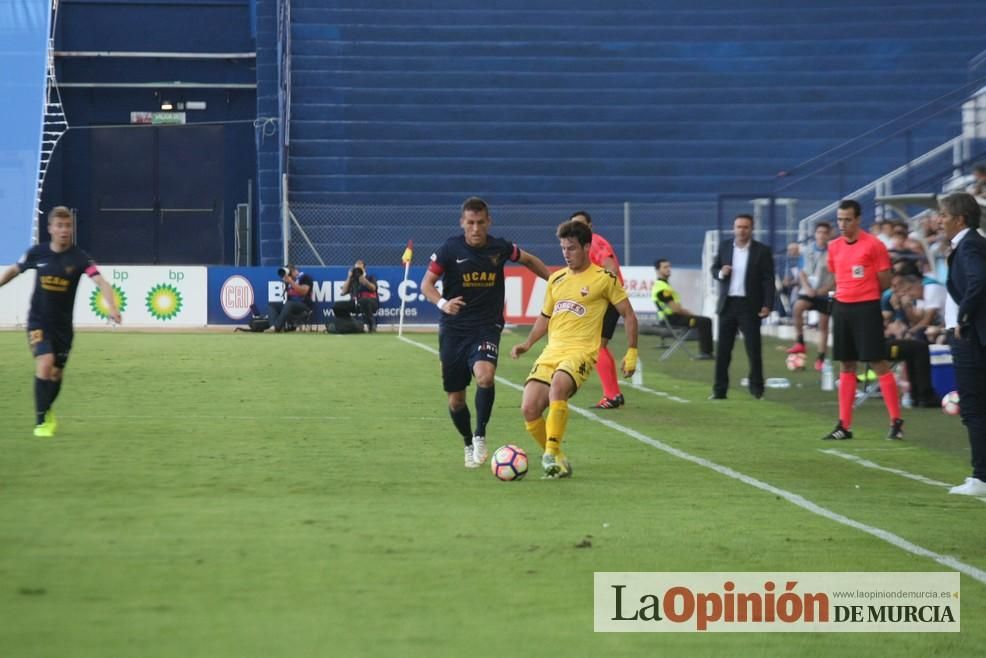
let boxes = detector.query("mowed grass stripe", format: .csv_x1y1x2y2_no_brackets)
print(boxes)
1,332,982,657
401,334,986,585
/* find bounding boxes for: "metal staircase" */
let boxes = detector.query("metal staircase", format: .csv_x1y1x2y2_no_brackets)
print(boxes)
35,0,66,243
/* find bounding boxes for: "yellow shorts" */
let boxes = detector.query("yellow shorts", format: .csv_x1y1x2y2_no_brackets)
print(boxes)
526,347,597,391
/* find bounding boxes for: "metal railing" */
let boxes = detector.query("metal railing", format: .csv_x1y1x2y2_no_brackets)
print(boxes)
285,201,720,269
721,82,986,241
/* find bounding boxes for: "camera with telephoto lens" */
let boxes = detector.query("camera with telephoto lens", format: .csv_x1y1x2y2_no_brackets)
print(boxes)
351,266,363,279
277,266,288,278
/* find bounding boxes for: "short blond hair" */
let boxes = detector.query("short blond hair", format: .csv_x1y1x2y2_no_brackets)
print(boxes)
47,206,73,222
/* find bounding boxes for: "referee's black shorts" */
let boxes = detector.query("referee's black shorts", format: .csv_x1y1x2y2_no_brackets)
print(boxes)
601,304,619,341
832,299,887,362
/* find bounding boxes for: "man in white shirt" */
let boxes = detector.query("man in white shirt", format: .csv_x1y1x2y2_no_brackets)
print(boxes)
709,214,776,400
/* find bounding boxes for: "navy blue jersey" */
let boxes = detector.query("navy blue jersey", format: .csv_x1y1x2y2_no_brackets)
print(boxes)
17,244,100,327
428,235,520,333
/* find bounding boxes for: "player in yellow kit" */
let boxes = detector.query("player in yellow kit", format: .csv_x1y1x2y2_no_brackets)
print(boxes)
511,219,639,478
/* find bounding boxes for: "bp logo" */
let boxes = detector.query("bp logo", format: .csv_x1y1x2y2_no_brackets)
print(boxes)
90,284,127,320
146,283,183,321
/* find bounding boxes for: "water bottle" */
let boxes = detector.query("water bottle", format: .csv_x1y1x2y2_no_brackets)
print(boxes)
631,357,644,386
821,359,834,391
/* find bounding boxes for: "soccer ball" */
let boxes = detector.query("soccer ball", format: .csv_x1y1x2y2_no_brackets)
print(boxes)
785,352,806,371
491,444,528,481
942,391,961,416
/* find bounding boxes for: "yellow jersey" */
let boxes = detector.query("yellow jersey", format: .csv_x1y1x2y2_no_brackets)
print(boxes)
540,265,628,356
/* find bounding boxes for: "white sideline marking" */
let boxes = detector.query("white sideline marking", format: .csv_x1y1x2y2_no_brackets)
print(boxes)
834,446,919,452
821,449,986,503
628,382,690,404
398,335,690,403
401,335,986,584
820,449,952,488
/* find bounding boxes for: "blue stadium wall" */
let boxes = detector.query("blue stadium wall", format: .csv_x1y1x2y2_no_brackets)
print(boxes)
283,0,985,205
37,1,986,266
255,0,986,264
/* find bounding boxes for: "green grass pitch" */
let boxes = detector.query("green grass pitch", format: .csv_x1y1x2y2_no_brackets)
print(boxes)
0,329,982,657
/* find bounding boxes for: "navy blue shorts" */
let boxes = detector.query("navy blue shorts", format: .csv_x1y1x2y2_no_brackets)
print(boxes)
439,329,501,392
27,323,73,369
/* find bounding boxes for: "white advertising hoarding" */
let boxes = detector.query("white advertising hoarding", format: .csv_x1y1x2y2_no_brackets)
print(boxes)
0,266,207,328
620,265,704,316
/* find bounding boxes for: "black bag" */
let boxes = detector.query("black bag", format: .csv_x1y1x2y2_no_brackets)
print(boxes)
326,316,364,334
237,305,271,332
248,316,271,332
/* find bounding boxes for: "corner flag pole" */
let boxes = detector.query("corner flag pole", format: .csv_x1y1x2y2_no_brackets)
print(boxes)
398,239,413,337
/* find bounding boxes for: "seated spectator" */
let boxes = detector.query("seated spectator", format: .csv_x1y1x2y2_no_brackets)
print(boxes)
652,258,713,359
881,272,913,338
880,268,945,407
966,163,986,206
786,222,833,370
888,222,921,265
875,218,895,249
885,337,939,407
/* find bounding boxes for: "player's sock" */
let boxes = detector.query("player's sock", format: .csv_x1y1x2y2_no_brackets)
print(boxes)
545,400,569,456
796,332,805,345
596,347,620,399
474,384,495,438
34,377,50,425
49,378,62,406
449,405,473,446
817,351,826,362
838,372,856,429
525,418,547,450
879,372,901,421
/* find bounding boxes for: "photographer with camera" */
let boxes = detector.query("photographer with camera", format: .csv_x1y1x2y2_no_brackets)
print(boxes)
268,264,313,332
332,259,379,332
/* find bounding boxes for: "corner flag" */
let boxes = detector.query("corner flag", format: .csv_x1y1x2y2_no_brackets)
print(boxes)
398,239,414,337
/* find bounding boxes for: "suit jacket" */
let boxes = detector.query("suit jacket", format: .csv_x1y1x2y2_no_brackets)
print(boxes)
711,239,776,315
946,229,986,347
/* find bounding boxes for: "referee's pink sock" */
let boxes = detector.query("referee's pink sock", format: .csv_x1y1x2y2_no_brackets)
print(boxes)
838,372,856,429
597,346,621,399
879,372,901,421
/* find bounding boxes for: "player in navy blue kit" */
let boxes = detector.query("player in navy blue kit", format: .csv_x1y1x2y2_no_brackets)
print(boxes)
421,197,550,468
0,207,121,437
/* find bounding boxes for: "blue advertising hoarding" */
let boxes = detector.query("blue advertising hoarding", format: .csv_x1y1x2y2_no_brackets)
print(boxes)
208,266,440,326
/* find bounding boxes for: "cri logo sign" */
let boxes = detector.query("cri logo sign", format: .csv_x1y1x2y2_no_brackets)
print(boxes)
220,275,254,320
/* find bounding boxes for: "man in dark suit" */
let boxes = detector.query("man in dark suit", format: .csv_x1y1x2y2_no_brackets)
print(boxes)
710,214,776,400
940,193,986,496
